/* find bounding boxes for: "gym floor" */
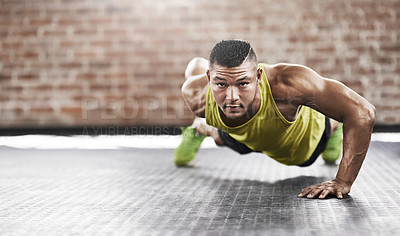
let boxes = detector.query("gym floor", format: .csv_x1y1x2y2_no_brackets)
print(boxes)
0,135,399,235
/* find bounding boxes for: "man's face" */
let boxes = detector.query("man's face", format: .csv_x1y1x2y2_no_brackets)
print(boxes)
207,60,262,120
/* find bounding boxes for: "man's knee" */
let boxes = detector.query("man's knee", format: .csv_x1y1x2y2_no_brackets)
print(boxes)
185,57,208,79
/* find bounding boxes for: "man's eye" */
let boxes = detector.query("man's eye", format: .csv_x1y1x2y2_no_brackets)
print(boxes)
217,83,226,87
239,82,249,87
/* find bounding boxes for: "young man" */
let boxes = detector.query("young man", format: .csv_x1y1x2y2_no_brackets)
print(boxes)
174,40,375,199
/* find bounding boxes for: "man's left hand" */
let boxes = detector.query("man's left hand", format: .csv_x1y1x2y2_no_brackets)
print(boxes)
297,178,351,199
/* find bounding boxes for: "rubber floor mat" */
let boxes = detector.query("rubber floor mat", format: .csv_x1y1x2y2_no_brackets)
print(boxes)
0,140,399,235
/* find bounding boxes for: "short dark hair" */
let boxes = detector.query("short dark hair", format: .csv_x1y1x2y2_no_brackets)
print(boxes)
209,39,257,68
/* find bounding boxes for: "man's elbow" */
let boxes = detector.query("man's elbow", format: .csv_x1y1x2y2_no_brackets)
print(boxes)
345,103,376,132
363,103,376,128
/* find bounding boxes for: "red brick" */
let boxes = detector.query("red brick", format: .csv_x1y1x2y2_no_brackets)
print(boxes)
76,73,98,80
58,18,83,26
35,84,53,91
0,74,12,81
18,51,39,59
315,46,335,54
76,7,102,15
133,72,156,79
73,95,98,102
74,52,99,59
382,80,396,86
61,107,83,115
382,92,400,99
103,29,127,36
43,29,67,37
88,17,113,25
105,51,132,59
384,23,400,31
13,108,25,114
90,40,113,47
118,16,142,24
60,41,82,47
45,8,71,15
89,84,112,91
147,83,176,91
367,35,392,42
29,18,53,26
119,61,144,69
306,58,330,66
17,73,40,80
58,84,82,90
89,61,112,69
30,107,54,114
353,67,377,75
132,49,158,58
2,61,26,70
380,45,400,52
74,28,97,36
342,57,359,65
148,61,175,68
104,73,129,80
384,116,397,123
59,62,83,69
2,41,23,48
2,85,23,92
0,52,10,60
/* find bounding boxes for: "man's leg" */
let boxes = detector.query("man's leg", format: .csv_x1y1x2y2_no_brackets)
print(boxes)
299,117,342,167
322,118,343,164
173,123,206,167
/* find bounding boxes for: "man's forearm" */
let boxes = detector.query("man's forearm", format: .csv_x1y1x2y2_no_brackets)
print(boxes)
335,114,375,187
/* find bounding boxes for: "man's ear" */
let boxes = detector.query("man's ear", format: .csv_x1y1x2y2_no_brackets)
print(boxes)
206,70,211,83
256,68,262,84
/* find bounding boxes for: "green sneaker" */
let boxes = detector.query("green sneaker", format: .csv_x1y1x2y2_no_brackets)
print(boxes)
322,123,343,164
174,127,206,167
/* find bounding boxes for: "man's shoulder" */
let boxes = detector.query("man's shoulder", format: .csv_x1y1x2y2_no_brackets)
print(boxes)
267,63,309,74
265,63,317,85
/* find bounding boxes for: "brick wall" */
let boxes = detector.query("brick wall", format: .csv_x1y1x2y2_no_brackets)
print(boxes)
0,0,399,129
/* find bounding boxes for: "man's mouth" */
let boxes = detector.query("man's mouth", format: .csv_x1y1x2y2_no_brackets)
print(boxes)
224,104,243,111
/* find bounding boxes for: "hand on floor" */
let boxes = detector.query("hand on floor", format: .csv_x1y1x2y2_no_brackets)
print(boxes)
297,178,351,199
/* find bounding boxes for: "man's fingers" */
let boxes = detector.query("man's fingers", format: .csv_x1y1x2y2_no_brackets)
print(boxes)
298,185,325,198
319,189,330,199
298,188,311,197
307,188,323,199
298,180,349,199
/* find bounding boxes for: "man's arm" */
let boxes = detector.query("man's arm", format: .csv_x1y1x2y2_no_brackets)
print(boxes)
280,65,376,199
181,57,209,118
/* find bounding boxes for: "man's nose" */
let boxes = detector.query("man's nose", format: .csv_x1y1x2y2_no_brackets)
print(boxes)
226,86,239,101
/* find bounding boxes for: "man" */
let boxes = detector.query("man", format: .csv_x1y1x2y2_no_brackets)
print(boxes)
174,40,375,199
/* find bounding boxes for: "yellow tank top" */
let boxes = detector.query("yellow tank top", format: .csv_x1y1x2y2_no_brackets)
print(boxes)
205,63,326,165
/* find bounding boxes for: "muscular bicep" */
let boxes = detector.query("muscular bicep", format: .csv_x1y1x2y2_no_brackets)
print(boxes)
283,65,371,122
312,78,362,122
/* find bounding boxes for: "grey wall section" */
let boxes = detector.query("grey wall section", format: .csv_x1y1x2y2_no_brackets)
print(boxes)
0,0,399,128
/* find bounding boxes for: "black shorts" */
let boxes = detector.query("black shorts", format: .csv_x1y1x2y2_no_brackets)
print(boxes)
218,117,332,167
